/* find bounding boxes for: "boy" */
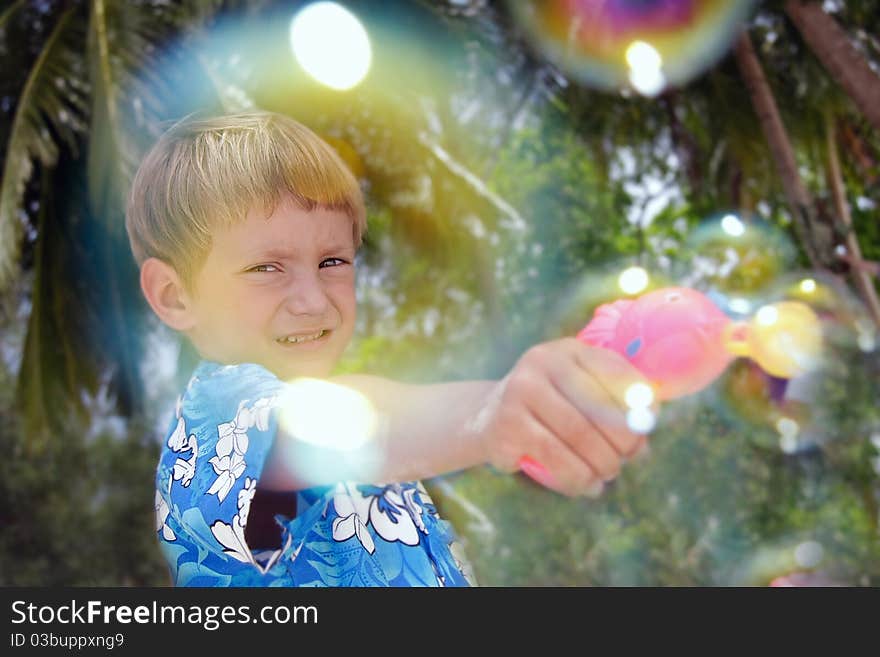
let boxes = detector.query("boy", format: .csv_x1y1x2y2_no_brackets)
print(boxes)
129,111,653,586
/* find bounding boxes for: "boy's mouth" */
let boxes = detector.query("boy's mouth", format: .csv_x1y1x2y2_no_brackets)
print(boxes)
277,329,330,345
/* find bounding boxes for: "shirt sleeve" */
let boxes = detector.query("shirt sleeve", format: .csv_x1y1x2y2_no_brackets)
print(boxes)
157,362,287,581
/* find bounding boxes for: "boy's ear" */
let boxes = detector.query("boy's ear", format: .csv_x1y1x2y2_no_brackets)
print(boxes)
140,258,196,331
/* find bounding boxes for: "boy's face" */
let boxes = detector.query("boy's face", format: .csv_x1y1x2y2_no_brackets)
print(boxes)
185,195,357,380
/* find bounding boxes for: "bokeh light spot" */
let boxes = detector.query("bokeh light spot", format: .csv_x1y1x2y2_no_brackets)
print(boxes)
756,305,779,327
618,266,649,295
799,278,817,294
290,2,372,90
721,213,745,237
775,416,799,440
278,378,379,451
729,297,752,315
857,326,876,353
626,407,656,433
779,433,798,454
626,40,665,96
625,382,655,409
794,541,824,569
625,40,662,71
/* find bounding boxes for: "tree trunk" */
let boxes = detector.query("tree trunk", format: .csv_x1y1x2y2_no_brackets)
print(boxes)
825,114,880,328
785,0,880,134
733,31,823,269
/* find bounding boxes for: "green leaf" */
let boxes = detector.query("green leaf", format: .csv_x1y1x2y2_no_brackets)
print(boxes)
0,5,88,291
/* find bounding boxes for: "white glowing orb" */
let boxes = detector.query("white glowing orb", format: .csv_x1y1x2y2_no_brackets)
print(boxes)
799,278,817,294
629,67,666,96
625,41,662,71
625,41,665,97
626,407,656,434
624,382,655,409
720,213,745,236
756,305,779,326
290,2,372,90
618,266,649,295
278,378,378,451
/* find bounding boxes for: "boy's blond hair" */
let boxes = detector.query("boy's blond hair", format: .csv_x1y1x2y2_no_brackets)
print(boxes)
126,110,366,289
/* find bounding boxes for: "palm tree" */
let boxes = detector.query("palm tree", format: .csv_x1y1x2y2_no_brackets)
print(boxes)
0,0,228,444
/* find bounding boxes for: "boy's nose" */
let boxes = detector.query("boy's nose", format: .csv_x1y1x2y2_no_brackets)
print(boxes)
283,274,330,317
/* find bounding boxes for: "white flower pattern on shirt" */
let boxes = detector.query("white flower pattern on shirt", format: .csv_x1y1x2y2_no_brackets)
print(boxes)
210,476,283,573
167,416,197,488
155,489,176,541
210,476,257,564
331,483,429,553
206,397,275,503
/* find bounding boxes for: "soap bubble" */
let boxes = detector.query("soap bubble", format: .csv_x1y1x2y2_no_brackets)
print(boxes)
507,0,757,95
711,271,879,454
676,212,798,307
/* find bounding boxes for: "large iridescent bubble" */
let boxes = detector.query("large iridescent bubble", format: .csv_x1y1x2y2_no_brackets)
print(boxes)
711,271,879,454
508,0,757,95
676,211,799,314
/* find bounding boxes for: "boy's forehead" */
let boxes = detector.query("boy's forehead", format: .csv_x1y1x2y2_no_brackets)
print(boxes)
218,205,355,257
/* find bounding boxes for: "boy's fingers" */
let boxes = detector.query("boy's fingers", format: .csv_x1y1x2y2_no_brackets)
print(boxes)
567,339,661,442
518,413,601,497
543,344,648,458
527,379,624,482
568,339,652,408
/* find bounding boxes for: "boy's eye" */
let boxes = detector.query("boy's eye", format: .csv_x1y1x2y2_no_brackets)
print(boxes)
320,258,348,268
249,264,279,273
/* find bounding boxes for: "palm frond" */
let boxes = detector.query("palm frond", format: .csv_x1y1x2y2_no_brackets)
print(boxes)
0,0,25,29
85,0,235,230
0,6,88,292
83,0,230,414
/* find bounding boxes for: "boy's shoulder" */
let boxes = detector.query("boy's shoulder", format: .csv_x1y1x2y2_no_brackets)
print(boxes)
165,360,287,471
159,360,286,503
181,360,284,407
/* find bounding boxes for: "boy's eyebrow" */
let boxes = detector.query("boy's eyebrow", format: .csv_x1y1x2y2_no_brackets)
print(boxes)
243,242,355,261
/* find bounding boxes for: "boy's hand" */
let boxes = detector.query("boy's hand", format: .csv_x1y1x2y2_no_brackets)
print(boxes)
472,338,657,498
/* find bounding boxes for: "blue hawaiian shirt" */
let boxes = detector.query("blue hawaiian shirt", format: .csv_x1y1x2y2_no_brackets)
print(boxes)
154,361,475,587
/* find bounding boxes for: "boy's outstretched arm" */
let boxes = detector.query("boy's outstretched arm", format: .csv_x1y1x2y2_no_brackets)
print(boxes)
258,338,655,497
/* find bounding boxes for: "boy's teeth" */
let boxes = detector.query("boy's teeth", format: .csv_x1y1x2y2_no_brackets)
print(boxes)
280,330,325,344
